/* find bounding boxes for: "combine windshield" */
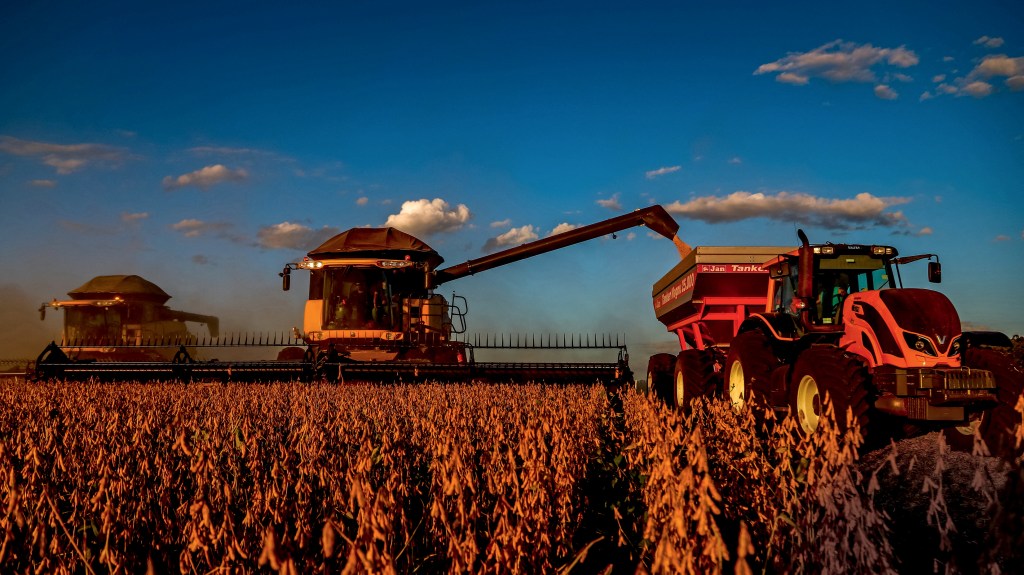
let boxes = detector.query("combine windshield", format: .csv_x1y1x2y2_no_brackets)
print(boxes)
319,266,425,330
66,306,124,342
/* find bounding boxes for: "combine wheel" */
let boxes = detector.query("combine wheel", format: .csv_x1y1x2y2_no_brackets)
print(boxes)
951,346,1024,459
724,331,776,411
645,353,675,400
789,347,870,438
672,349,718,412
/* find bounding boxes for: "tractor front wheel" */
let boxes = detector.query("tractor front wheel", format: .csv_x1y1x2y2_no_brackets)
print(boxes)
954,346,1024,459
789,347,871,438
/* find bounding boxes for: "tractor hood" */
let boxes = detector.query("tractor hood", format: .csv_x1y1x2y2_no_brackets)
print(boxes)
878,288,961,355
307,227,444,269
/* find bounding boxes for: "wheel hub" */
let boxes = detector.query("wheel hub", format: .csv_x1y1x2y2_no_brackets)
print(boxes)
796,374,821,433
675,369,685,407
728,360,745,410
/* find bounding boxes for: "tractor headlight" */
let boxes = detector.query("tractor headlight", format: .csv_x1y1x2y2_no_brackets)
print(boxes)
902,332,937,356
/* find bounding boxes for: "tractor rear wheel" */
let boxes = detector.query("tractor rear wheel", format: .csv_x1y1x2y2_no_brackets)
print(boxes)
724,330,777,411
952,346,1024,459
672,349,718,412
646,353,675,400
789,347,871,438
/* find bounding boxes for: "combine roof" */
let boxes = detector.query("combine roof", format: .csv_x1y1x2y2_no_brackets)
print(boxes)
308,227,445,268
68,275,171,303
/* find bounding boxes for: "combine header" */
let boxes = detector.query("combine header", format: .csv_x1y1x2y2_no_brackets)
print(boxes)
33,206,685,384
646,230,1022,454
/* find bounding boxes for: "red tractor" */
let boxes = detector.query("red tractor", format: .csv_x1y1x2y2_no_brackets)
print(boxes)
648,230,1022,454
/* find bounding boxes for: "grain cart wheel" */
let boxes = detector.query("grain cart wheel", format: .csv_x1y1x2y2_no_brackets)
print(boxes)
951,345,1024,459
724,330,776,411
672,349,718,412
646,353,675,400
789,347,870,438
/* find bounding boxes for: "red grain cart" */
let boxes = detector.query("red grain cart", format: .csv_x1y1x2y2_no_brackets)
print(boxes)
645,246,790,407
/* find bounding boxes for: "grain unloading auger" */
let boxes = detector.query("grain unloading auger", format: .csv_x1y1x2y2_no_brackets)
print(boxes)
33,206,685,384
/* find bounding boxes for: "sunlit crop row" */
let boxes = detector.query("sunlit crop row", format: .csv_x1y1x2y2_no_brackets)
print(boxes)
1,379,1021,574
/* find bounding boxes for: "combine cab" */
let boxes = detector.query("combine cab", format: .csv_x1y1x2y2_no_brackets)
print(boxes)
647,230,1022,454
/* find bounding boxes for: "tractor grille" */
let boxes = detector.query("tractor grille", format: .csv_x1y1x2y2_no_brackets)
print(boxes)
874,365,996,393
919,368,995,390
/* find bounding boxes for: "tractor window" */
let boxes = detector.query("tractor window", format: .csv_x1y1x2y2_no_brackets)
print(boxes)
848,267,892,292
773,270,799,316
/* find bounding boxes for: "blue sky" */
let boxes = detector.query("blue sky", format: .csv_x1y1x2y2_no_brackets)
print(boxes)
1,1,1022,362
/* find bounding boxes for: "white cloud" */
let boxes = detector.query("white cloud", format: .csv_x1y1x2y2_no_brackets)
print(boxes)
171,219,234,238
932,74,946,83
163,164,248,191
257,221,340,250
490,218,512,228
548,222,578,236
665,191,913,230
995,234,1011,242
874,84,899,100
0,136,128,174
356,196,369,206
929,55,1024,99
962,81,994,98
383,198,471,237
483,225,539,253
974,36,1005,49
728,157,743,165
917,226,933,236
597,193,622,211
755,40,918,86
29,179,56,188
776,72,809,85
188,145,273,157
121,212,149,222
645,165,681,179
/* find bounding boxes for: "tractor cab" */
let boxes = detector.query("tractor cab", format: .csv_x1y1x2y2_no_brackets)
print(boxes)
767,243,899,329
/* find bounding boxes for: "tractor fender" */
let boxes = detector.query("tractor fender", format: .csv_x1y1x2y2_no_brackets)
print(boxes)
738,313,800,343
961,331,1013,351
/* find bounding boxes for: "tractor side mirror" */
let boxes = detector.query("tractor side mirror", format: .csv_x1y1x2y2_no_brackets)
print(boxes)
281,267,291,291
768,262,791,279
928,261,941,283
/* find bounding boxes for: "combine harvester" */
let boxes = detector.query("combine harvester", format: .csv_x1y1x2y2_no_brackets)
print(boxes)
646,230,1022,453
33,206,685,384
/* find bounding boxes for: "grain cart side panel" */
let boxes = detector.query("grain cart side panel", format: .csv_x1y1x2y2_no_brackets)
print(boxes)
652,247,791,350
